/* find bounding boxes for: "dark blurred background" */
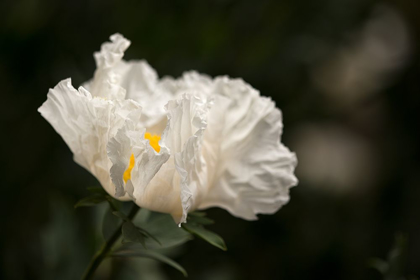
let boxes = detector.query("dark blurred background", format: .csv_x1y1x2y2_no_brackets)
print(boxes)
1,0,420,279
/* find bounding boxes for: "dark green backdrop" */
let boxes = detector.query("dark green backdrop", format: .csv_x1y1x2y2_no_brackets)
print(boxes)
1,0,420,279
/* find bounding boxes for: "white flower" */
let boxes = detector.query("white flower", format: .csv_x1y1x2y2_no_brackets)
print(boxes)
38,34,298,224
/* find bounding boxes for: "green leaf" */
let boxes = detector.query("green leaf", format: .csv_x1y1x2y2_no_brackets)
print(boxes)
188,211,207,217
74,194,106,208
187,211,214,225
114,211,161,245
188,215,214,225
113,211,129,221
139,228,161,246
111,249,187,277
86,186,107,194
182,223,227,251
102,207,121,240
122,221,146,247
134,210,192,249
105,196,121,211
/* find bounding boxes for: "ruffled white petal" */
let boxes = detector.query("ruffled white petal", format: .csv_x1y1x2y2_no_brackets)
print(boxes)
86,35,172,130
39,33,298,223
88,34,131,100
94,33,131,69
167,95,210,224
113,60,172,130
107,111,144,198
38,78,141,199
129,68,298,220
198,78,298,220
127,94,210,224
159,71,213,97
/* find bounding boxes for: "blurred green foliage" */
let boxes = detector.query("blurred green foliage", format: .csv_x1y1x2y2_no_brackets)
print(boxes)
1,0,420,279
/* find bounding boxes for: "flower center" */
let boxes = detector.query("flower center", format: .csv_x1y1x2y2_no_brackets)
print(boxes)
123,133,161,183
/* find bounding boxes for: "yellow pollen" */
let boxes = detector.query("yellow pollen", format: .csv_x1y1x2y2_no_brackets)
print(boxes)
122,133,161,183
144,132,161,153
123,154,135,183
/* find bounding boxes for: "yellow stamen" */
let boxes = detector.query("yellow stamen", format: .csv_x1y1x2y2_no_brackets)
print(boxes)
122,133,161,183
144,132,161,153
123,154,135,183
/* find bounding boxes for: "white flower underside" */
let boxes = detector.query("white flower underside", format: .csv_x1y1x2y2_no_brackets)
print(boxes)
38,34,298,224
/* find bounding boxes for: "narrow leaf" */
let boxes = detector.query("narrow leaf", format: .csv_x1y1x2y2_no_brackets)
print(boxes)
134,210,192,249
74,194,106,208
182,223,227,251
122,221,146,247
105,196,121,211
113,211,129,221
115,211,161,245
188,215,214,225
188,211,207,217
139,229,162,245
111,249,187,277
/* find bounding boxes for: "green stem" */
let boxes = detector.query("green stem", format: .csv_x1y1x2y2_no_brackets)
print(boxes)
81,204,140,280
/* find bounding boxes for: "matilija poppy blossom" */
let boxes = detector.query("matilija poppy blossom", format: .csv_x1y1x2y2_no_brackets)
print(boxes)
38,34,298,224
